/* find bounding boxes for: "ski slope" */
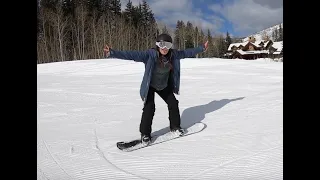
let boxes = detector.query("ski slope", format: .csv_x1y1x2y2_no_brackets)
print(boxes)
37,57,283,180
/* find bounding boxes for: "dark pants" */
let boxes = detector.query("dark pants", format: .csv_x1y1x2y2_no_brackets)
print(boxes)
139,86,181,136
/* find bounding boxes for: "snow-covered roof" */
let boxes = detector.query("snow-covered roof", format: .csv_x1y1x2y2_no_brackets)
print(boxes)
253,42,264,48
228,41,263,51
263,40,271,47
228,40,282,52
236,50,268,55
254,40,264,46
228,42,246,51
272,41,283,52
230,40,273,51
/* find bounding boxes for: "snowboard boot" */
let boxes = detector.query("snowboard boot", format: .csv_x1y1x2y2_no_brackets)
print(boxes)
141,134,151,145
170,127,185,136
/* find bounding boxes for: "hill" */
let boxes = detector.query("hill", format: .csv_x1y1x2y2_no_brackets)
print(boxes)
242,23,283,42
37,57,283,180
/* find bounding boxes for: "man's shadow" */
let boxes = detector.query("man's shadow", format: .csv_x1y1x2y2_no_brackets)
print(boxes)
151,97,245,137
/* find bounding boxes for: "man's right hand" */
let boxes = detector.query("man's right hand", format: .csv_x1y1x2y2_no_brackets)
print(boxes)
203,40,209,52
104,45,111,57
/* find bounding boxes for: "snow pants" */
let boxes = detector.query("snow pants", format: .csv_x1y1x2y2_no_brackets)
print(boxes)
139,86,181,136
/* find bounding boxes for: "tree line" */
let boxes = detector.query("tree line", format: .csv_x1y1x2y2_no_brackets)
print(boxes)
272,24,283,41
37,0,235,64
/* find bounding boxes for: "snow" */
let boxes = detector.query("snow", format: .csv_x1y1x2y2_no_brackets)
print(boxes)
37,57,283,180
272,41,283,52
263,41,271,47
227,43,245,51
236,50,269,55
242,23,283,42
227,40,282,57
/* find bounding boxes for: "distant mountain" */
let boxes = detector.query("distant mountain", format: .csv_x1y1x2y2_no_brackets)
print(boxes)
242,23,283,42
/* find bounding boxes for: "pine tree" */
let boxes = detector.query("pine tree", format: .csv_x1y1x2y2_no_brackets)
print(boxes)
161,25,169,34
141,0,151,26
123,0,134,23
218,35,227,58
100,0,111,14
198,29,205,58
174,20,182,49
194,26,199,47
206,29,213,57
110,0,121,16
185,21,194,49
41,0,59,11
130,4,143,28
272,30,276,41
226,31,232,48
140,0,157,48
180,21,186,49
37,0,41,35
278,24,283,41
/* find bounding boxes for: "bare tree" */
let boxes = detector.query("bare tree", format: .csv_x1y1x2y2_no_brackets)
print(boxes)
48,4,70,61
37,7,50,63
38,1,214,63
72,3,89,60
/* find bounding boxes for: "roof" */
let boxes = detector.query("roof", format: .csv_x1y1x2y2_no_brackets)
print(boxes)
227,42,246,51
228,40,283,55
228,41,272,51
263,40,271,47
253,40,264,46
272,41,283,52
235,50,268,55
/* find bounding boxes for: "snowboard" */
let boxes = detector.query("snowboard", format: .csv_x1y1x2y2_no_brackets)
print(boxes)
116,122,206,152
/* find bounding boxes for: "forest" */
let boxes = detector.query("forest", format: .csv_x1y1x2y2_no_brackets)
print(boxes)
37,0,236,64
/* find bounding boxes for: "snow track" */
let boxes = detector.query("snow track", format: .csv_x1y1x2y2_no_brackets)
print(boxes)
38,58,283,179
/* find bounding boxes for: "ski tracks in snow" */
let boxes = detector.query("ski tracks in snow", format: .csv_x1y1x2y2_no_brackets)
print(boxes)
185,145,282,180
42,139,74,179
38,58,283,179
93,129,150,180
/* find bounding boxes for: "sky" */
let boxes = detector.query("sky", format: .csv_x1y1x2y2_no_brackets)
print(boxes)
37,57,283,179
120,0,283,38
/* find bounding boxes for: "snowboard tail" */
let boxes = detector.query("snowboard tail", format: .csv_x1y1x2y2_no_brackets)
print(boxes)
116,122,206,152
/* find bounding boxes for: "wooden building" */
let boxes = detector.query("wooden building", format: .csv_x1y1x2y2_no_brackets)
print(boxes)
224,39,283,60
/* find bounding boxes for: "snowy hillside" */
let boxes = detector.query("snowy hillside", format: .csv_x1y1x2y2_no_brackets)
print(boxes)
242,23,283,42
37,58,283,180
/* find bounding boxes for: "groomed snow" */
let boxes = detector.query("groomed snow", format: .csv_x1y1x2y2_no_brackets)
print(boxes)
37,57,283,180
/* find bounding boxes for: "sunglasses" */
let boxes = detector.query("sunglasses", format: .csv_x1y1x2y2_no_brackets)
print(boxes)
156,41,173,49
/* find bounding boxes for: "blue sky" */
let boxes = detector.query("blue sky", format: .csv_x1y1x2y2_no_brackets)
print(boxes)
120,0,283,38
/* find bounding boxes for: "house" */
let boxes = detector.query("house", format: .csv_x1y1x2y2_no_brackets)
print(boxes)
224,42,246,58
269,41,283,59
224,38,283,60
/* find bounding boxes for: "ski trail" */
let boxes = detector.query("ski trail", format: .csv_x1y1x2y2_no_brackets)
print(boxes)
42,139,73,179
185,145,282,180
37,167,50,180
93,129,150,180
38,58,282,179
